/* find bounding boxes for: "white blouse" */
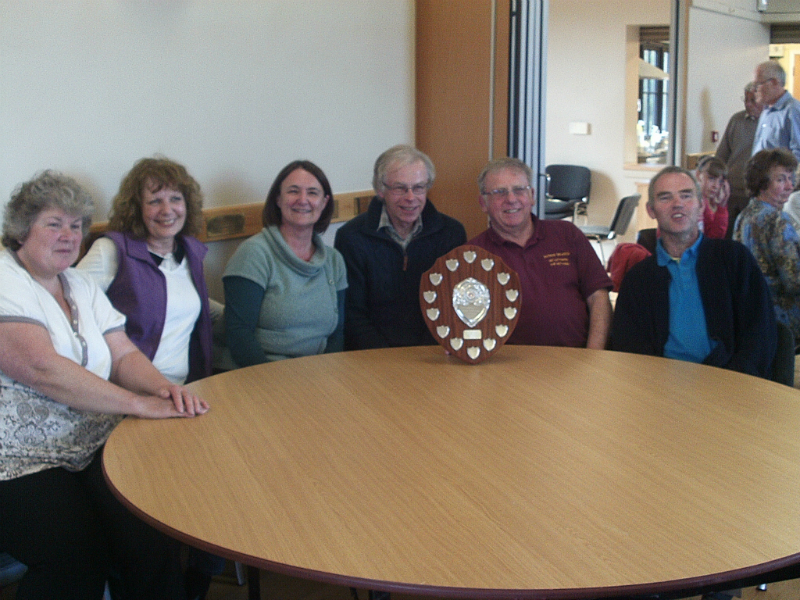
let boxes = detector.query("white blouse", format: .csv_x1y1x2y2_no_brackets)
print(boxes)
78,237,201,384
0,249,126,479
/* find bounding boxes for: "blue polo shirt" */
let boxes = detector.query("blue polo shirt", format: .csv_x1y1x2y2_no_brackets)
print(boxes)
657,234,718,363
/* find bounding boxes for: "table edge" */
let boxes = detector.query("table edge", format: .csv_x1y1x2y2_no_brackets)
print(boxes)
101,446,800,600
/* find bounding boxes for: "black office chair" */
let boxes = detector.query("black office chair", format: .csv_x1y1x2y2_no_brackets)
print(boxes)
636,227,657,255
579,194,641,265
544,165,591,221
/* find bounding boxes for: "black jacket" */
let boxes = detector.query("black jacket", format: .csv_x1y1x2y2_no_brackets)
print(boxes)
334,197,466,349
611,237,776,378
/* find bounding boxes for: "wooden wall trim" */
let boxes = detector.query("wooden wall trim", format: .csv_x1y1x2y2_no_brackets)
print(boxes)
87,190,374,245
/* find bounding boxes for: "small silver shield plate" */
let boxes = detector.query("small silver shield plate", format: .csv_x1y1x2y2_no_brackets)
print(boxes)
452,277,490,327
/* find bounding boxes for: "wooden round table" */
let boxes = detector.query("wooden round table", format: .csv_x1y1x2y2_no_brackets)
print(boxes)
102,346,800,599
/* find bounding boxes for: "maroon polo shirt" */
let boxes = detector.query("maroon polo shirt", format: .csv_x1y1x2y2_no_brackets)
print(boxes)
470,217,611,347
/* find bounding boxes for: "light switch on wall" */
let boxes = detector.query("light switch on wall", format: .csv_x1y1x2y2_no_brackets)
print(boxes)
569,122,590,135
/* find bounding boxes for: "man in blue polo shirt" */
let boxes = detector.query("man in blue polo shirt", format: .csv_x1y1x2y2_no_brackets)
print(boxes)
611,166,776,378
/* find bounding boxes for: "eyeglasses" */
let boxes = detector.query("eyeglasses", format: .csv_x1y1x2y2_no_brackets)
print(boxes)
383,182,428,196
752,78,773,88
481,186,532,200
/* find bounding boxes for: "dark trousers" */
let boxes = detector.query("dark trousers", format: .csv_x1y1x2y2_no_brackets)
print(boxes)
0,450,185,600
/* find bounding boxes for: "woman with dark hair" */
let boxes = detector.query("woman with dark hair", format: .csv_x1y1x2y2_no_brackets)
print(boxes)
222,160,347,366
695,155,730,238
734,148,800,343
0,171,207,599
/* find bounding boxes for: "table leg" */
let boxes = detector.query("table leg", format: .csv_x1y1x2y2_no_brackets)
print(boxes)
247,566,260,600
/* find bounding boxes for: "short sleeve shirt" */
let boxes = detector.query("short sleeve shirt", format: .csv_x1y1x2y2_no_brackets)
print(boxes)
470,218,612,347
0,250,126,479
734,198,800,340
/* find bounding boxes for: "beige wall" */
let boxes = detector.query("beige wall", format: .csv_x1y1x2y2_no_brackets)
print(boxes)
2,0,780,294
774,44,800,96
684,6,768,154
0,1,414,299
546,0,771,232
546,0,672,232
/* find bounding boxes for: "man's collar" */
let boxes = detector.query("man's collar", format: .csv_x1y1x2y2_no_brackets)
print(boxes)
487,214,538,247
656,232,703,266
378,203,423,243
766,90,791,110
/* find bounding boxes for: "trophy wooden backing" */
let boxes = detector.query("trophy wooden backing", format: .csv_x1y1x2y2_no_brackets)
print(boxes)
420,244,521,364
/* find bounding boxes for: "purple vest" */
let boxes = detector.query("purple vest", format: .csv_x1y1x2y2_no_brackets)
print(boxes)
104,232,212,383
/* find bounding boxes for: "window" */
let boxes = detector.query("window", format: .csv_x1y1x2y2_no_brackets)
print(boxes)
637,26,670,164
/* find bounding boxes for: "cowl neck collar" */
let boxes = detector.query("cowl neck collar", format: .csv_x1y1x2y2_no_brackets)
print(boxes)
262,225,327,275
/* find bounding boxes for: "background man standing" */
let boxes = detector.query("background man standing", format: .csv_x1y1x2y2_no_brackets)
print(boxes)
716,82,762,237
751,60,800,162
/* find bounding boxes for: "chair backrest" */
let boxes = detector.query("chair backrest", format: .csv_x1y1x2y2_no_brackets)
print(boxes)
607,194,641,240
606,242,651,293
545,165,591,202
636,227,657,254
772,321,795,387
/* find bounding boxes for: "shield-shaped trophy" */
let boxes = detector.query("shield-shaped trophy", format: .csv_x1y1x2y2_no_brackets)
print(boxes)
420,244,521,364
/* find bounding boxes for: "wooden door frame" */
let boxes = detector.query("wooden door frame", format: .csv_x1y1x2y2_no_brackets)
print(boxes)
415,0,510,240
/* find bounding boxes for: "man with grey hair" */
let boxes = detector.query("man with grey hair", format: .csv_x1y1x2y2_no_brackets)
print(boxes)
335,144,466,349
611,165,775,378
751,60,800,162
469,157,612,349
716,82,763,236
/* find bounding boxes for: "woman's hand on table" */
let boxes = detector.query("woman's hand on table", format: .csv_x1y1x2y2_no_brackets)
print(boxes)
131,387,209,419
161,384,209,416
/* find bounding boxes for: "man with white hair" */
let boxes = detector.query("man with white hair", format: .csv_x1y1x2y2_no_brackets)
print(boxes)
470,157,613,349
751,60,800,162
334,145,466,350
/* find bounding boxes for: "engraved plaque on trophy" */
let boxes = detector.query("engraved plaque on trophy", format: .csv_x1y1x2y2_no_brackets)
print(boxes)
420,244,521,364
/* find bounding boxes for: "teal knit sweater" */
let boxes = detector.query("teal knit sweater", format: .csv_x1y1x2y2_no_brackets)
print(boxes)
223,226,347,365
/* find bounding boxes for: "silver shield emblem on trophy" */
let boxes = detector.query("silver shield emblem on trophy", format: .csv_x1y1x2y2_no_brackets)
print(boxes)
452,277,490,327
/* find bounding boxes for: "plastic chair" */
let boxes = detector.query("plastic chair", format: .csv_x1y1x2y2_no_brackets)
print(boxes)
544,165,591,221
579,194,641,265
